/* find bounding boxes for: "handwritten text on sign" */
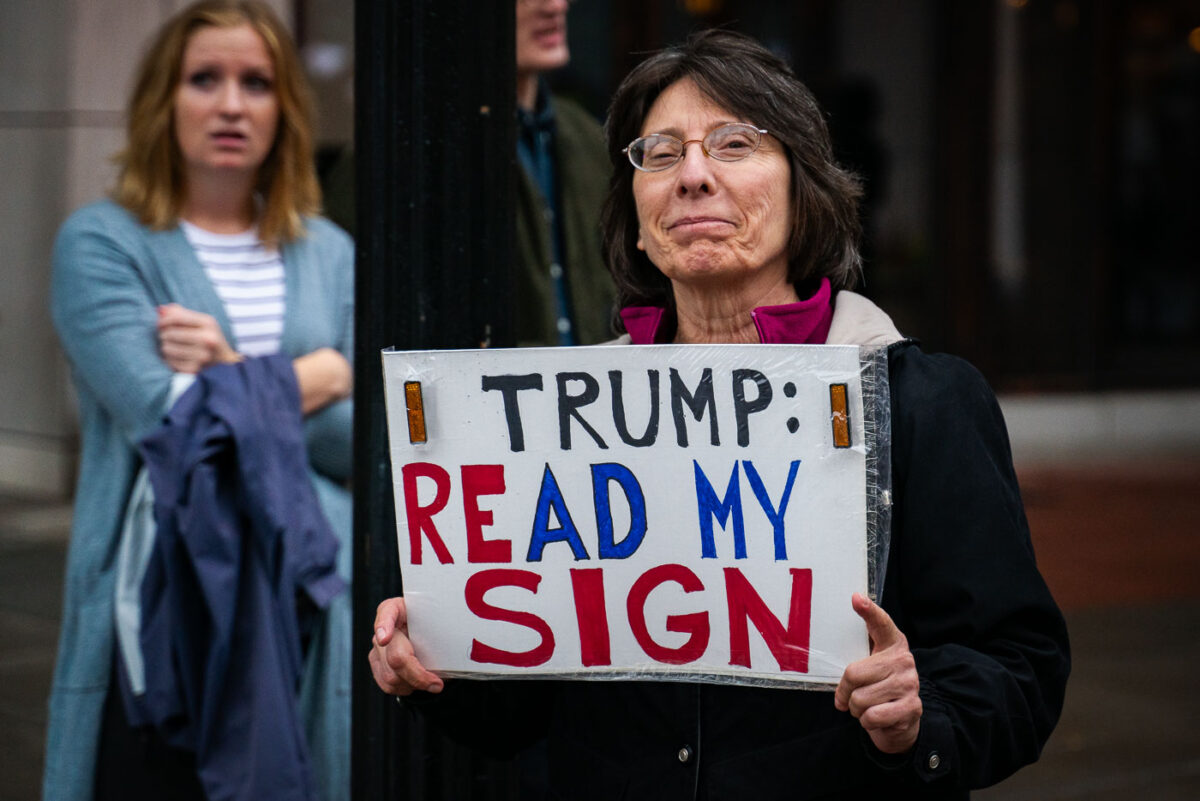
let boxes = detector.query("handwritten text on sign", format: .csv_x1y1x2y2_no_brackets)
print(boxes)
382,344,871,686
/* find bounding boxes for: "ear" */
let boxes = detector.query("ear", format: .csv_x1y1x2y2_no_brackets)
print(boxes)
636,229,645,252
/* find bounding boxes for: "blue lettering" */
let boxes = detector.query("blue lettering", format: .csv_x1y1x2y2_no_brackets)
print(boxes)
592,463,647,559
743,459,801,560
693,460,746,559
527,464,589,561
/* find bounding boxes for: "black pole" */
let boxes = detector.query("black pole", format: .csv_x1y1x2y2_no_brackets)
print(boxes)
352,1,515,799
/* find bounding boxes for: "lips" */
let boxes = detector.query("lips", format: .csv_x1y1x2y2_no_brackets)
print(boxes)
668,216,732,231
211,130,248,148
531,22,565,44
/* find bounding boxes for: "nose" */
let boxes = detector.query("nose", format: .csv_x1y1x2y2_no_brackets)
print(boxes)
217,79,245,116
675,140,714,196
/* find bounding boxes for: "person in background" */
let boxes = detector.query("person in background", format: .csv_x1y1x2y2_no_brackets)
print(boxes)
44,2,353,800
512,0,614,346
322,0,614,346
369,30,1070,800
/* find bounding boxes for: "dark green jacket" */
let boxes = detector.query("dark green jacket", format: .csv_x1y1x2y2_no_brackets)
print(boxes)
514,95,615,346
320,95,614,347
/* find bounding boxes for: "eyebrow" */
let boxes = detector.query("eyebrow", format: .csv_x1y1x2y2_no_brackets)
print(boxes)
639,121,744,139
182,61,275,75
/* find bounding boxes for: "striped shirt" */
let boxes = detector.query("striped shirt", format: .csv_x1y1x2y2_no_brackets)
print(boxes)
181,221,286,357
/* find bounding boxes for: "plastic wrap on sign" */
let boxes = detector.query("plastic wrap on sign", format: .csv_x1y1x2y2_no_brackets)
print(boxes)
381,343,892,690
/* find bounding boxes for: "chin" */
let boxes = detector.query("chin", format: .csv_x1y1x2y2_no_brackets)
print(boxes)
531,49,569,73
200,160,265,179
659,245,737,277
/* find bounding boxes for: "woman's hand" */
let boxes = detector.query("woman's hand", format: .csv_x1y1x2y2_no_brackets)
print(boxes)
834,593,922,754
158,304,348,414
368,597,444,696
157,303,241,373
292,347,352,415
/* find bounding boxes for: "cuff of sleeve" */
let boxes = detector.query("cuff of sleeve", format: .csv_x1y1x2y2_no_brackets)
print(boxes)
859,729,915,772
399,689,442,708
909,687,958,785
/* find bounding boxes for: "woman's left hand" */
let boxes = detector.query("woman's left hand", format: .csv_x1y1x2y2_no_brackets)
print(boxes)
834,592,923,755
156,303,241,373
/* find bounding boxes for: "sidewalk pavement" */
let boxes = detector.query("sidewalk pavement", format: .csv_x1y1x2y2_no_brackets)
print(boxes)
977,456,1200,801
0,499,69,801
2,455,1198,800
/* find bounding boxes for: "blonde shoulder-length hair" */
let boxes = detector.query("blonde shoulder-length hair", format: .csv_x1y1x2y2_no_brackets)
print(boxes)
113,0,319,244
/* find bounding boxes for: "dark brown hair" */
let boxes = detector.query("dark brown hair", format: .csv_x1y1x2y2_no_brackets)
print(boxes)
601,29,863,316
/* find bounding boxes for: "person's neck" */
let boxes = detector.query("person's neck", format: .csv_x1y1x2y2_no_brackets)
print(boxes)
180,172,257,233
671,276,801,344
516,71,540,112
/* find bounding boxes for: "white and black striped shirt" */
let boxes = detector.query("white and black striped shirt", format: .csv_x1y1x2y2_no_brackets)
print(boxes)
182,221,286,357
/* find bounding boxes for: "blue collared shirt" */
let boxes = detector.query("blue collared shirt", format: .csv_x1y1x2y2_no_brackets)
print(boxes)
517,83,577,345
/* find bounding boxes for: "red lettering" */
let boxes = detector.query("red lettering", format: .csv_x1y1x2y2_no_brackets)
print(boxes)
725,567,812,672
626,564,710,664
401,462,454,564
461,464,510,563
464,569,555,667
569,569,611,666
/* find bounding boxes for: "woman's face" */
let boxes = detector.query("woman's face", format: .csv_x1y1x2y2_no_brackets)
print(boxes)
174,24,279,183
633,78,793,292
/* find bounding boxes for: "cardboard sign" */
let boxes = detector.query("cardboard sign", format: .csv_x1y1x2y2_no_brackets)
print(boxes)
383,344,874,687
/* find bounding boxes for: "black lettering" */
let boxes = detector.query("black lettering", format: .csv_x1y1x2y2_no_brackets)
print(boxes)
481,373,543,452
556,372,609,450
732,369,772,447
669,367,718,447
609,370,659,447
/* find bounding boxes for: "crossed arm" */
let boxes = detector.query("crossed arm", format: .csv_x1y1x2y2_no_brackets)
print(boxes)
156,302,351,416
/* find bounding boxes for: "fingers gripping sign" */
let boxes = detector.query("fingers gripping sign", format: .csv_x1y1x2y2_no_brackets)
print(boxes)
368,597,444,697
834,593,922,755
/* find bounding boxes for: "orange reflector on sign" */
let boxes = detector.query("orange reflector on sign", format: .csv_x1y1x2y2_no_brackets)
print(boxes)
405,381,427,443
829,383,851,448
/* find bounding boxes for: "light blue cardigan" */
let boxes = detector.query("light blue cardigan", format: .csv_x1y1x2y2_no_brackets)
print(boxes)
45,200,354,801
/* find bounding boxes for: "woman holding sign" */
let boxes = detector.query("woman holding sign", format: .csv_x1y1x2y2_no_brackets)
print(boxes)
371,30,1069,799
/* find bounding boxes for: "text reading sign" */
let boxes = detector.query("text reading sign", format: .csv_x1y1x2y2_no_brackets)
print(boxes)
382,344,871,687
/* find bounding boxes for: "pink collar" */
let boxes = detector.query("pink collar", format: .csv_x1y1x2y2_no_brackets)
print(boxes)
620,278,833,345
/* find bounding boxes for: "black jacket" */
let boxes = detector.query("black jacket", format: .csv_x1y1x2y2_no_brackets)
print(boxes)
408,340,1070,800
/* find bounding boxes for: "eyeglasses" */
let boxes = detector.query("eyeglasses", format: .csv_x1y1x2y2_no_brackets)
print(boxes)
623,123,769,172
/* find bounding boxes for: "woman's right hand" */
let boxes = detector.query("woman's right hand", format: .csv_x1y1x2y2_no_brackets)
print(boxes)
369,597,444,696
158,303,350,415
157,303,241,373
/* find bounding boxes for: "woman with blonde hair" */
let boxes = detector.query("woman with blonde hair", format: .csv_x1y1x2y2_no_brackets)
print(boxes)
45,2,353,799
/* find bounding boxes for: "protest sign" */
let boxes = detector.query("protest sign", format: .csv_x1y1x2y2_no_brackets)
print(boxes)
383,344,885,688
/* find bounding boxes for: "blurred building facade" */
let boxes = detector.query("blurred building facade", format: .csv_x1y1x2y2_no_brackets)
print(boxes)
0,0,290,498
2,0,1198,499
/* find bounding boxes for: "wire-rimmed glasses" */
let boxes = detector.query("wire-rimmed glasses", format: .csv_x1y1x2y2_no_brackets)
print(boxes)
623,123,769,172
